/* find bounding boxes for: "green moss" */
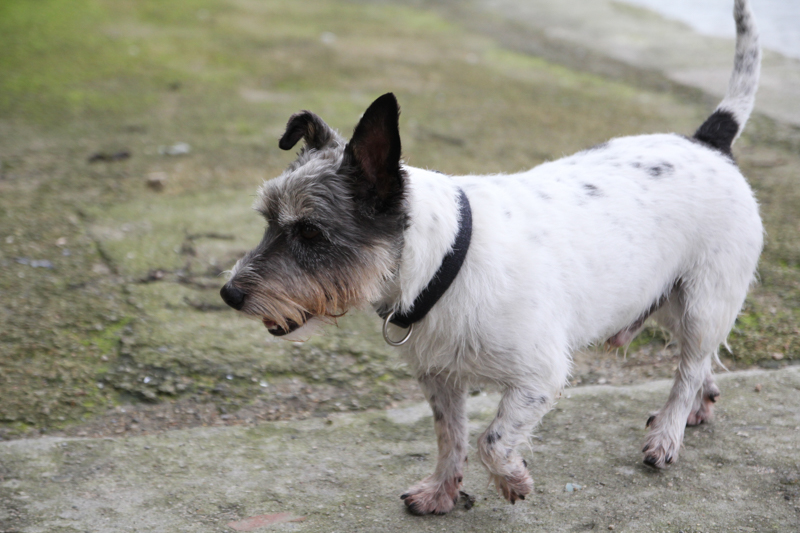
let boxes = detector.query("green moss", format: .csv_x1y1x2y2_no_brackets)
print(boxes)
81,317,132,355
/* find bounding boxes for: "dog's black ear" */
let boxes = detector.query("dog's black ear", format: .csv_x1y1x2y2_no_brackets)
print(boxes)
343,93,404,213
279,111,337,151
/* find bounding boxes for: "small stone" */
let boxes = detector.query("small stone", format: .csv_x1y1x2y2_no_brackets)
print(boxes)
597,378,607,385
158,142,191,156
146,172,167,191
320,32,337,45
92,263,111,275
88,150,130,163
771,352,784,360
754,383,762,392
16,258,54,269
608,525,615,530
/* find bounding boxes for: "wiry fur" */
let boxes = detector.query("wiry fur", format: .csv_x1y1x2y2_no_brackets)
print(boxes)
221,0,763,515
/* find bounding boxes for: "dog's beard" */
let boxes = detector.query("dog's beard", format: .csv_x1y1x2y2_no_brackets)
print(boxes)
239,255,396,338
246,289,349,337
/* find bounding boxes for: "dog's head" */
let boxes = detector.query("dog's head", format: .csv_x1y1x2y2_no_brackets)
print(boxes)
220,93,407,337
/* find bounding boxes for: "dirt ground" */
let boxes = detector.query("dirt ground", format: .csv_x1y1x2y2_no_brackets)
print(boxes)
1,0,799,445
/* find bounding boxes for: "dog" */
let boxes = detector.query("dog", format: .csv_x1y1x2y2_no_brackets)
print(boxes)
220,0,763,515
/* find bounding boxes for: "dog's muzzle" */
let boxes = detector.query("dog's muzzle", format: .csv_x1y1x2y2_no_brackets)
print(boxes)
220,283,309,336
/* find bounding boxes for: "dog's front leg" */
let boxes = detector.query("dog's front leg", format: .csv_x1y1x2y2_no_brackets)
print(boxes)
478,386,554,503
401,373,468,515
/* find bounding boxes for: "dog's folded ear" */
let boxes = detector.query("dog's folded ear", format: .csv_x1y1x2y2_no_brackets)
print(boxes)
343,93,404,213
279,111,338,151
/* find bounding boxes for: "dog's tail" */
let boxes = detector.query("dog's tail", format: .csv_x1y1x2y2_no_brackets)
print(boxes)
693,0,761,156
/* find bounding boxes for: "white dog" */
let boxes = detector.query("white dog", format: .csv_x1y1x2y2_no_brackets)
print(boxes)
221,0,763,515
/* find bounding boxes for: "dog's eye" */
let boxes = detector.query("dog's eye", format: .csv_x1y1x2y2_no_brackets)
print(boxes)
298,223,321,240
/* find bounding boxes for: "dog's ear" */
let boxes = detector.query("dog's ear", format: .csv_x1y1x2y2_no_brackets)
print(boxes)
343,93,404,212
279,111,337,151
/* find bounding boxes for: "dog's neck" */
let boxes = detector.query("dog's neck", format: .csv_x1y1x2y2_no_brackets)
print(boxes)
375,166,464,316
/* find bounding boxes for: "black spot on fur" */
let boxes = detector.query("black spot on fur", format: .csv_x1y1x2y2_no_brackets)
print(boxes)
505,210,512,218
631,162,642,169
644,162,673,178
582,183,603,197
485,431,501,446
536,191,551,201
523,392,547,406
693,109,739,157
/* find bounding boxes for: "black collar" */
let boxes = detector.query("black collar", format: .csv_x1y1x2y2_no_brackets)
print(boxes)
380,188,472,329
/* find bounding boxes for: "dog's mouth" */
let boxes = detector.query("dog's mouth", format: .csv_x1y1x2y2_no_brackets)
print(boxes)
262,314,310,336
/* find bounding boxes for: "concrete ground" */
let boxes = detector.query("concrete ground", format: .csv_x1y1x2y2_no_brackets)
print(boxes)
2,367,799,532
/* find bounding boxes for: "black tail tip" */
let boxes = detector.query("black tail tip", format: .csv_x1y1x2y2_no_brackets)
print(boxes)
693,109,739,157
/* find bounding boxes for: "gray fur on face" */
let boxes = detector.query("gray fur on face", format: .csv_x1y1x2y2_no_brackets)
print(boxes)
227,100,408,333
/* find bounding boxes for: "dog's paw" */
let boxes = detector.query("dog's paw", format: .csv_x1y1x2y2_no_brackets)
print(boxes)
687,383,720,426
489,462,533,504
642,414,681,468
401,475,462,515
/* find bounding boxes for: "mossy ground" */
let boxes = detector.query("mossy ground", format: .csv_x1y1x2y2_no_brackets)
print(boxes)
1,0,798,439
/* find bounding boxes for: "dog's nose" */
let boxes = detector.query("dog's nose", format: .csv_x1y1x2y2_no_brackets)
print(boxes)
220,284,246,310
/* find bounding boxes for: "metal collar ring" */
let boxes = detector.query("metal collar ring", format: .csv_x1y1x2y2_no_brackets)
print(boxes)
382,311,413,346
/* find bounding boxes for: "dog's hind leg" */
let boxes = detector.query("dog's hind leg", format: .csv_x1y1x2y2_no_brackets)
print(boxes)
401,373,468,515
477,384,558,503
642,334,710,467
643,279,743,468
687,370,721,426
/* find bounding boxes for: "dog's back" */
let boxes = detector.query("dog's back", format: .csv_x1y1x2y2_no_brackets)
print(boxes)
449,131,762,355
407,0,763,371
